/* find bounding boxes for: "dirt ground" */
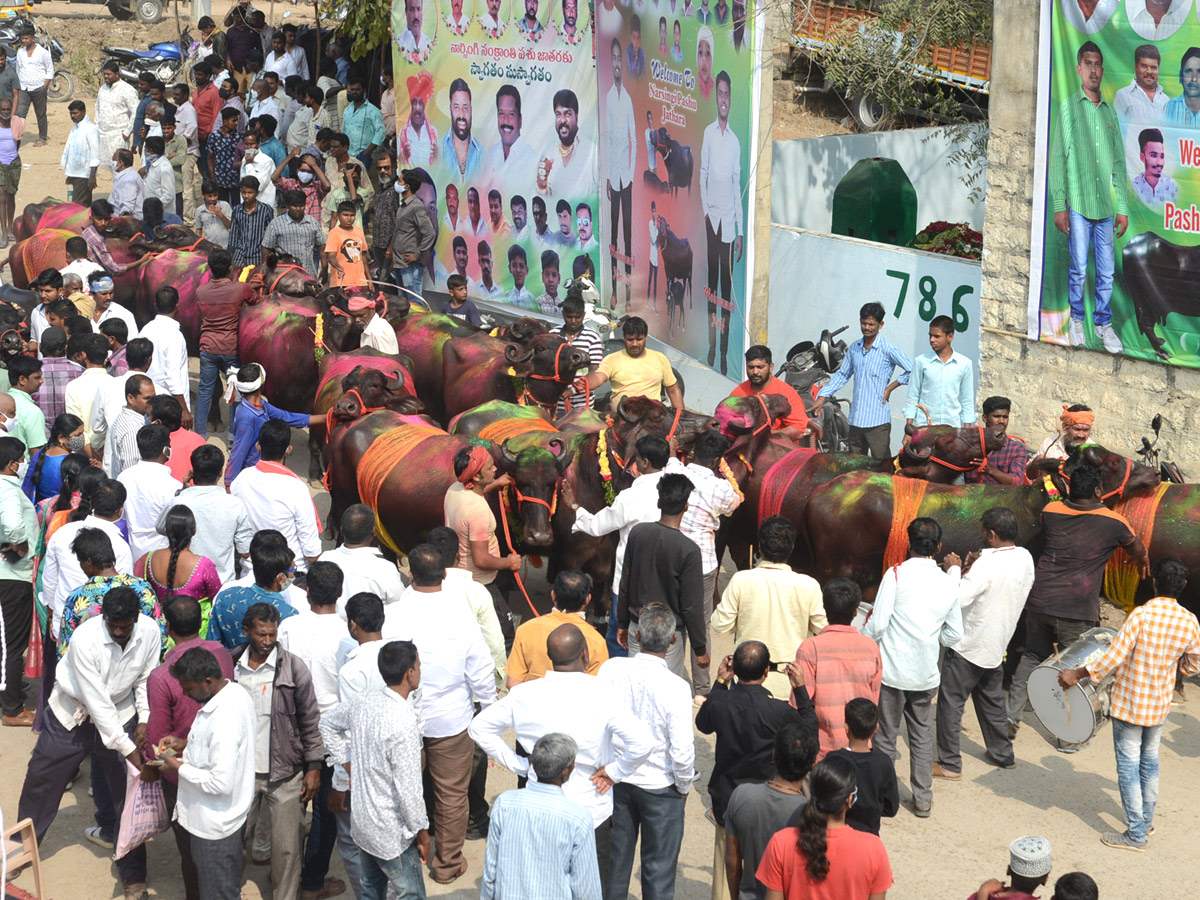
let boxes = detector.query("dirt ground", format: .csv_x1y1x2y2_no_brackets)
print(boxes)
2,25,1196,900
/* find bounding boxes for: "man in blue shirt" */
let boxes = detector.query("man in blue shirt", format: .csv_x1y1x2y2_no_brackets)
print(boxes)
223,362,322,485
811,301,912,459
206,532,299,649
341,77,386,174
902,315,976,430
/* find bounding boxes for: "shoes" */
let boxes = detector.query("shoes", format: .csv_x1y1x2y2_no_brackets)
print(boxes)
85,826,113,849
1147,826,1156,837
1101,831,1146,852
932,763,961,780
123,881,149,900
33,139,46,148
1006,719,1019,740
429,863,467,885
1055,739,1090,754
1095,322,1123,354
465,820,489,841
1068,316,1086,347
2,709,33,726
299,877,347,899
984,752,1017,769
913,803,932,818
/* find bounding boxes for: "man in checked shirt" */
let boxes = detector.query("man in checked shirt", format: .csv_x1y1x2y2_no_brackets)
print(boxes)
1059,557,1200,852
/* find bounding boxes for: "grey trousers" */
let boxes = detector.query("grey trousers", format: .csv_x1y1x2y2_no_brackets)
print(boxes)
874,684,936,810
689,568,717,696
244,770,304,900
1007,609,1097,725
191,825,245,900
627,626,688,681
935,648,1014,772
335,802,363,900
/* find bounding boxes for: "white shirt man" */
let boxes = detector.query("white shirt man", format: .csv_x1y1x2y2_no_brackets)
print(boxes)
948,545,1035,673
14,41,53,94
1126,0,1189,39
161,484,254,584
399,29,433,54
338,638,387,701
64,365,115,448
700,113,743,245
444,567,507,683
97,76,140,172
381,585,498,738
91,300,139,340
542,132,598,200
264,49,298,81
174,675,257,844
61,113,100,180
140,315,191,410
1057,0,1119,33
469,668,655,826
110,164,145,217
175,99,200,158
359,312,400,355
1114,77,1170,123
240,148,276,208
118,458,182,560
41,516,134,635
230,464,322,574
317,543,406,618
604,81,636,192
144,154,176,208
482,133,538,185
279,607,349,717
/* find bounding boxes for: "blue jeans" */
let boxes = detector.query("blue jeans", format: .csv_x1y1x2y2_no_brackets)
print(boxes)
608,782,686,900
392,263,425,302
1112,717,1162,843
1066,208,1115,326
360,842,425,900
607,592,627,659
195,351,239,439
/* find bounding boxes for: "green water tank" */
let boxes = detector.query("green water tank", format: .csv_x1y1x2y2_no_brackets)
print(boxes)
830,157,918,247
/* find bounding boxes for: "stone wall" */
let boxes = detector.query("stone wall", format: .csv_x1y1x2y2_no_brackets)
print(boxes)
981,0,1199,473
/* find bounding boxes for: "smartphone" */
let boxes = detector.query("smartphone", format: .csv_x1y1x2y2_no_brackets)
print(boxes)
145,759,166,767
769,661,789,673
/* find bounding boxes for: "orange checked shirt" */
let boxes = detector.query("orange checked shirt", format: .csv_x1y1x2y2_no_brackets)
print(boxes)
1087,597,1200,726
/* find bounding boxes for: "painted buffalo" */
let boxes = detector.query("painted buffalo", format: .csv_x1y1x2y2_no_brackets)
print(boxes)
392,307,479,422
1121,232,1200,360
448,400,608,439
15,200,87,241
656,216,693,331
654,126,693,196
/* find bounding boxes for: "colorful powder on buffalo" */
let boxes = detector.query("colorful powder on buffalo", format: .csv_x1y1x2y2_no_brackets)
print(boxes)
882,477,929,572
478,417,557,445
1105,483,1168,611
757,448,819,527
357,424,445,553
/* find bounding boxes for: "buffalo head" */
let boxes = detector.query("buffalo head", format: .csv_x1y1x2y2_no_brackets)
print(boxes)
129,224,219,254
496,317,550,345
610,395,714,461
505,334,589,383
496,436,573,549
897,424,1007,483
253,252,321,297
1027,443,1161,503
331,366,424,423
711,393,790,466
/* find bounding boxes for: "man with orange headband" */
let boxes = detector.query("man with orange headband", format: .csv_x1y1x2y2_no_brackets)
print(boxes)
400,72,438,167
348,293,399,355
445,445,521,616
1035,403,1094,461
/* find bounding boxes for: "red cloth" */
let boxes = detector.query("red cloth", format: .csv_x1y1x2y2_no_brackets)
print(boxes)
255,460,322,531
756,824,892,899
730,376,810,434
194,82,222,137
168,428,208,483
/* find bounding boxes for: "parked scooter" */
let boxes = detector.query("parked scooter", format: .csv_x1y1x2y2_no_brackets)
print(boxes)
777,325,851,452
0,16,74,101
1137,413,1186,484
101,29,188,87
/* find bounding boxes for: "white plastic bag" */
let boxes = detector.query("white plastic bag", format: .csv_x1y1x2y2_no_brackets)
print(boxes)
114,761,169,859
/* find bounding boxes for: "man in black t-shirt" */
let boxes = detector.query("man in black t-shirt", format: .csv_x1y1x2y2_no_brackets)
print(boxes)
1007,465,1148,745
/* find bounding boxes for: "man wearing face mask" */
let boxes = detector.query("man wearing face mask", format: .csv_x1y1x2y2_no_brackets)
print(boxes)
239,131,276,209
272,148,330,223
390,167,436,299
208,533,300,650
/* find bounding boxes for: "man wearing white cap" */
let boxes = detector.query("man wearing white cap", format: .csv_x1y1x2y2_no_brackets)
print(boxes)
971,835,1052,900
347,294,399,355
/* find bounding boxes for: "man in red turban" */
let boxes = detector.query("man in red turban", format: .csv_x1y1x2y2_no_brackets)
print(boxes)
400,71,438,167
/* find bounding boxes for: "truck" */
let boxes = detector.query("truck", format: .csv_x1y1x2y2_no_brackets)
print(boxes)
791,0,992,131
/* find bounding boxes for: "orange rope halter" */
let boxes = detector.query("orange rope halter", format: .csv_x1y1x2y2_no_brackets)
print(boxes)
927,425,989,473
478,417,557,445
324,388,385,448
1104,483,1168,611
497,486,541,619
356,424,444,553
881,476,929,572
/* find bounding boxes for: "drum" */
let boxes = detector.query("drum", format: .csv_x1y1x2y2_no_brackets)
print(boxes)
851,602,874,632
1027,627,1118,745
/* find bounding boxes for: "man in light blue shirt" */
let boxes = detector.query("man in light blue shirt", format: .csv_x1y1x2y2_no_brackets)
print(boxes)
441,78,482,181
811,300,912,459
340,77,385,172
902,315,976,429
482,732,601,900
1163,47,1200,127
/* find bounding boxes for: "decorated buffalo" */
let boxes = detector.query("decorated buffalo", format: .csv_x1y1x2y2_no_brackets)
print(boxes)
392,307,480,421
1121,232,1200,360
803,445,1161,596
14,200,88,241
448,400,608,440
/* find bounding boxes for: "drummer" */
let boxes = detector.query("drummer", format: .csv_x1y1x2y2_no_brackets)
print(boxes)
1059,557,1200,852
1006,464,1148,750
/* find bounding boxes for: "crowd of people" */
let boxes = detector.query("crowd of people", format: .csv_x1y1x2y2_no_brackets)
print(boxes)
0,10,1191,900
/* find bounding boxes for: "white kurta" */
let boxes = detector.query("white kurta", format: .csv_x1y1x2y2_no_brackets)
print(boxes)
96,80,140,173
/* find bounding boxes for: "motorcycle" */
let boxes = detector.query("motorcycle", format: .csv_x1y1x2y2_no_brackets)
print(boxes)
1137,413,1186,484
0,16,75,102
101,29,188,88
777,325,851,452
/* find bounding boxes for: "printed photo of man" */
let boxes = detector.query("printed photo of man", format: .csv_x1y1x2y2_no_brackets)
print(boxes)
517,0,544,36
400,71,438,166
604,37,636,309
1114,44,1170,124
1049,41,1128,354
1126,0,1189,41
487,188,510,237
558,0,582,39
573,202,597,252
1058,0,1119,34
479,0,507,34
398,0,433,54
482,84,537,181
1164,46,1200,127
537,89,598,199
511,194,528,240
465,185,488,237
1131,127,1178,210
446,0,471,33
441,78,481,179
555,197,573,245
699,69,742,375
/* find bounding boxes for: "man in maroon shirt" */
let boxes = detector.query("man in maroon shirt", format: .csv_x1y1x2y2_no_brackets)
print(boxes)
191,63,222,165
143,595,234,900
194,247,257,438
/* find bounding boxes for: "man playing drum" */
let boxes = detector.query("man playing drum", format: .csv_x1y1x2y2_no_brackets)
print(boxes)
1059,558,1200,852
1007,465,1149,749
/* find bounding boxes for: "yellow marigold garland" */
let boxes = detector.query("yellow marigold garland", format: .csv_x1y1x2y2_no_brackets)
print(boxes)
598,429,616,505
314,315,325,363
719,457,744,503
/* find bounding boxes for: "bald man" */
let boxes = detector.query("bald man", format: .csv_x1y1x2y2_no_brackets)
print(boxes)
470,623,655,893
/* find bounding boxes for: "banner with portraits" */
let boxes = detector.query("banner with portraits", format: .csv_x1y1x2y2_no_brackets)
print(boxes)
391,0,601,313
1030,0,1200,367
595,0,759,377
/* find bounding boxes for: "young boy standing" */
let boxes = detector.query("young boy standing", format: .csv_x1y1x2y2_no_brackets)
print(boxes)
557,291,601,411
322,200,368,288
441,273,482,326
903,314,976,429
505,245,535,310
811,301,912,459
535,249,561,314
826,698,899,835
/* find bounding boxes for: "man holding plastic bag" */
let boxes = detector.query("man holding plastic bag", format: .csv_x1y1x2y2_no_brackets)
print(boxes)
16,587,161,900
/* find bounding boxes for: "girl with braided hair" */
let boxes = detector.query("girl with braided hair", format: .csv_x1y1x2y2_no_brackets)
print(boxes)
22,413,84,502
756,754,892,899
133,505,222,637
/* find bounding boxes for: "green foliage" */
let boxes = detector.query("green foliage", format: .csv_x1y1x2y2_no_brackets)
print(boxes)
321,0,394,60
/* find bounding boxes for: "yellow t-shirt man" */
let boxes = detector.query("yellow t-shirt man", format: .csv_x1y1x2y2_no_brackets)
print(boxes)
597,348,677,405
505,608,610,683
